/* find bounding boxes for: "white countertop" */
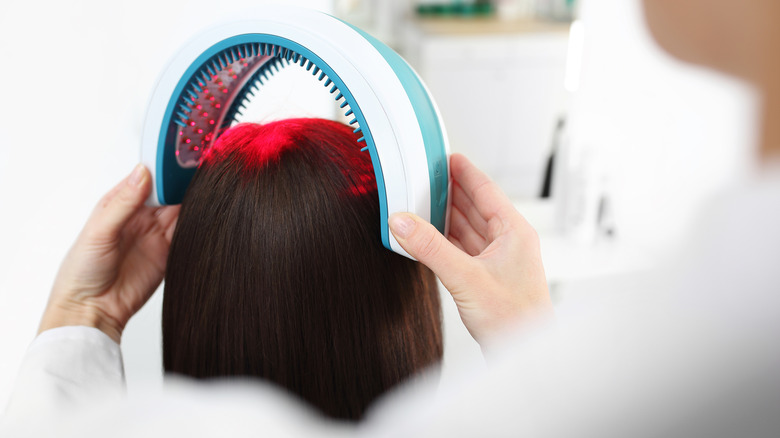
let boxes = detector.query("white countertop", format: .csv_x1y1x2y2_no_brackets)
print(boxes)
513,199,657,285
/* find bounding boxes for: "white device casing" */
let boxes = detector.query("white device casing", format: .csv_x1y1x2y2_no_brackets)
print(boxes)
141,7,448,258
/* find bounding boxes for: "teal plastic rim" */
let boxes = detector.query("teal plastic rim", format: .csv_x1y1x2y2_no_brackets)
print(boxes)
342,22,449,236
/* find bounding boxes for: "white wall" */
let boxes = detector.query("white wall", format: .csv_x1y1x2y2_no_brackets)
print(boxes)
561,0,758,251
0,0,333,408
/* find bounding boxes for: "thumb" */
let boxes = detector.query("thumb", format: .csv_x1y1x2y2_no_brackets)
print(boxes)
88,164,151,241
389,212,472,280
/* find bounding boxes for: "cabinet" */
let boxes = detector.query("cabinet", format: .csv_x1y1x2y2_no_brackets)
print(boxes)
401,17,570,199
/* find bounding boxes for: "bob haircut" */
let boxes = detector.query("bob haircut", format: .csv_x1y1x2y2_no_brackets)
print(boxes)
162,118,443,420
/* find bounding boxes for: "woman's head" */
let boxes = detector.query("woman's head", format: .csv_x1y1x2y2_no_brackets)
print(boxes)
162,118,442,420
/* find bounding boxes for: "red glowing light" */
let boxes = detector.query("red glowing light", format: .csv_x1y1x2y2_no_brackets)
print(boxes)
196,104,202,110
244,63,249,67
215,103,221,109
175,150,180,156
209,120,215,125
218,81,223,86
209,96,215,101
204,89,210,94
202,112,208,117
232,75,238,80
222,88,228,93
193,146,199,151
185,138,191,144
197,129,203,134
199,120,375,192
179,131,183,136
190,121,196,126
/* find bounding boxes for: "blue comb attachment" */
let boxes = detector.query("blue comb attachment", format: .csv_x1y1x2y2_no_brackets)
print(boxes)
169,39,372,171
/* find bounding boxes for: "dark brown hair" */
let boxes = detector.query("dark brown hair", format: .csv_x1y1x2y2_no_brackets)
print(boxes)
162,118,442,420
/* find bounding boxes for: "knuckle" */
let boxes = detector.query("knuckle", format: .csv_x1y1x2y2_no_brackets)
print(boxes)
470,179,494,200
413,228,441,260
97,193,114,210
117,186,137,204
505,211,540,244
523,223,540,244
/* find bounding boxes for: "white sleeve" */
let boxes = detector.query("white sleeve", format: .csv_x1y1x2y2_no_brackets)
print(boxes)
3,326,125,422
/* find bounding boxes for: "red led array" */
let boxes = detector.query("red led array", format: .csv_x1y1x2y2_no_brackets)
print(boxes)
174,51,273,168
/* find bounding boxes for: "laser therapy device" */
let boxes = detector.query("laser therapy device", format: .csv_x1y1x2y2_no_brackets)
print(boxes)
141,6,450,259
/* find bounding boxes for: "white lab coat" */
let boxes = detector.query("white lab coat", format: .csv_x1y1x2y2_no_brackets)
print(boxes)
3,169,780,438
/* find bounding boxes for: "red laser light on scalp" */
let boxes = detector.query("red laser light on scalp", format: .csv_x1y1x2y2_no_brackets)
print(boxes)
200,119,376,199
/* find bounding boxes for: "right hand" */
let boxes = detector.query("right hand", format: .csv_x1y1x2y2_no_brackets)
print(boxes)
388,154,552,346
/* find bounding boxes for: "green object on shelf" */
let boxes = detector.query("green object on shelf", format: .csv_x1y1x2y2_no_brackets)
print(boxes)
416,1,493,17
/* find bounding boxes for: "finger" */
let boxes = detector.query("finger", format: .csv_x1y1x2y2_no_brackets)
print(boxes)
87,164,151,242
164,215,179,245
448,235,467,253
165,218,178,244
389,212,473,282
448,205,487,256
155,205,180,243
450,154,515,225
98,171,135,208
452,181,489,239
155,205,180,230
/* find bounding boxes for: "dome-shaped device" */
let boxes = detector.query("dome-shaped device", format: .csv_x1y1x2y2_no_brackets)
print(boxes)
141,6,450,258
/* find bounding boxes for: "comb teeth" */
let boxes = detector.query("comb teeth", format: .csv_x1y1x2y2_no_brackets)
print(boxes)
175,42,370,167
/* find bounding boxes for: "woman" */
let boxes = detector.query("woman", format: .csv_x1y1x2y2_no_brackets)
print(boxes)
162,118,442,420
8,0,778,435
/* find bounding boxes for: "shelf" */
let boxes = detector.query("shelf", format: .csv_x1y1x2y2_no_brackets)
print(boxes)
409,15,571,36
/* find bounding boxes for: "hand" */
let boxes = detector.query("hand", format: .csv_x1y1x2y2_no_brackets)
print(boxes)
388,154,552,347
39,164,179,343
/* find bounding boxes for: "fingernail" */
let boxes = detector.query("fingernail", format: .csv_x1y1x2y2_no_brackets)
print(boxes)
129,164,145,186
389,213,416,239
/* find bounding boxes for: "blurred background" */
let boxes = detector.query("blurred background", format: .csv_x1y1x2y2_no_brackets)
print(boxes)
0,0,758,408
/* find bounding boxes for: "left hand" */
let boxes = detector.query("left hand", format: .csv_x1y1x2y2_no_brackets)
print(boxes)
38,164,179,343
